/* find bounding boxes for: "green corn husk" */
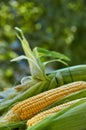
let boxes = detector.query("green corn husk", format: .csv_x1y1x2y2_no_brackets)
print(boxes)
27,98,86,130
54,64,86,86
0,120,26,130
47,64,86,89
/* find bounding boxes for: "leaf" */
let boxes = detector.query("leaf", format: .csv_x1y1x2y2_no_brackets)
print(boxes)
15,27,34,60
35,47,70,62
11,55,43,74
14,27,46,80
43,59,68,66
33,47,46,74
11,55,26,62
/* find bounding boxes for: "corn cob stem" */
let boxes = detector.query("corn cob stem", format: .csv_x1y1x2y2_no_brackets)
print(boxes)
27,98,82,127
49,65,86,88
3,81,86,122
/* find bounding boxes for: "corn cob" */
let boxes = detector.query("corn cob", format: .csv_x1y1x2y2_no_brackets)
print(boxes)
3,81,86,122
27,98,81,127
27,98,86,130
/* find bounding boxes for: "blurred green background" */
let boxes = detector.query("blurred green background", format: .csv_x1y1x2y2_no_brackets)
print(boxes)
0,0,86,89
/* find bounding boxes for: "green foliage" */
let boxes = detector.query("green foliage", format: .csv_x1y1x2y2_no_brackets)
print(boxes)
0,0,86,87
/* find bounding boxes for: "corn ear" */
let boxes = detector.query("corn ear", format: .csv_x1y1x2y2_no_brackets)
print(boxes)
27,98,86,130
27,99,81,127
3,81,86,122
0,81,47,114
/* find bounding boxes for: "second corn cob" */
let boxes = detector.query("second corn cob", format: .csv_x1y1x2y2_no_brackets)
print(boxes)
3,81,86,122
27,98,86,130
27,98,82,127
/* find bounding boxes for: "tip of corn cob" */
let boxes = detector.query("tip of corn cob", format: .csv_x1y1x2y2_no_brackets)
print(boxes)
3,109,21,122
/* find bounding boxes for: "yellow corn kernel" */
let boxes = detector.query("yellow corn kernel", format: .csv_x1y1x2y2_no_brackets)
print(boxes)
27,98,81,127
3,81,86,122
